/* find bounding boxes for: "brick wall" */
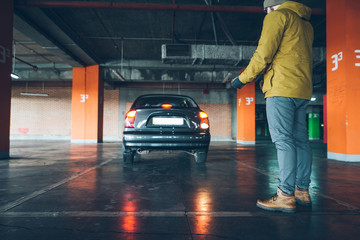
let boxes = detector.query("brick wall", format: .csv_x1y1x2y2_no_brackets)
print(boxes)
103,88,119,137
198,103,231,137
11,86,120,139
11,86,72,137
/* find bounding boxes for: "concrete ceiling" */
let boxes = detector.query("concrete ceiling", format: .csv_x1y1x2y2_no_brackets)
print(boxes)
12,0,327,89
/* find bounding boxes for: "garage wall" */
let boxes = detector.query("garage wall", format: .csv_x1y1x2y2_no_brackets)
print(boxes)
10,86,235,141
11,86,72,138
103,88,120,139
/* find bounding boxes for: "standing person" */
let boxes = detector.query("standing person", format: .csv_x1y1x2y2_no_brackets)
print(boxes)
231,0,314,213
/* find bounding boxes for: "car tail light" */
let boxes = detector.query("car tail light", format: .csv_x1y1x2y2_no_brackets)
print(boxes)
199,111,209,129
161,104,172,109
125,110,136,128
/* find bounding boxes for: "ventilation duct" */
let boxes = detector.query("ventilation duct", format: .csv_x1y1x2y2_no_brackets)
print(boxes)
162,44,256,66
162,44,326,67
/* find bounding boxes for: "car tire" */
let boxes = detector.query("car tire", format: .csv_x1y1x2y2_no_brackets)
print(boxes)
194,148,208,163
122,145,134,164
123,151,134,164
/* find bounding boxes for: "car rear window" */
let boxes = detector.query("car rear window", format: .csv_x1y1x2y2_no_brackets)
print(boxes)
133,96,198,109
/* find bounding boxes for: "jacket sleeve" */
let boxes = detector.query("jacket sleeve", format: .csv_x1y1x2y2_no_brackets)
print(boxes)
239,11,287,84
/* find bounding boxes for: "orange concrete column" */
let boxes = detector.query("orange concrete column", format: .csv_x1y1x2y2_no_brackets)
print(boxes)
236,81,255,144
327,0,360,161
71,65,104,143
323,94,327,144
0,0,13,159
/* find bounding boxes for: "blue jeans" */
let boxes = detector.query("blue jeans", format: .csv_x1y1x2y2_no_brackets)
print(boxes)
266,97,312,194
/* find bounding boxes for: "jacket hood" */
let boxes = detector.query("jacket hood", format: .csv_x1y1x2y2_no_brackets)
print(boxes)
278,1,312,20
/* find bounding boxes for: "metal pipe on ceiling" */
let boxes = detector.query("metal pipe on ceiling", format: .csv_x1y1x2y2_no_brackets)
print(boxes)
171,0,176,44
15,57,38,71
204,0,236,46
16,1,326,15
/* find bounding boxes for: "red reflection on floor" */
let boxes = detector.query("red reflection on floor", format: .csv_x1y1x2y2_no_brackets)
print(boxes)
193,191,212,235
120,193,139,233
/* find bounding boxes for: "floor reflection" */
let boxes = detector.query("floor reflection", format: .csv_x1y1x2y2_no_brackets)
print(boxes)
193,191,212,235
66,144,99,208
2,140,360,239
119,192,139,233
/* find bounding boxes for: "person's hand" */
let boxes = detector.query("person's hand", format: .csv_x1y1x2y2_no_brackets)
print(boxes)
259,80,264,90
231,77,245,89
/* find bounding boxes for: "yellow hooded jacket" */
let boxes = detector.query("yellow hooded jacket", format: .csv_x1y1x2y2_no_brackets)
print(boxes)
239,1,314,100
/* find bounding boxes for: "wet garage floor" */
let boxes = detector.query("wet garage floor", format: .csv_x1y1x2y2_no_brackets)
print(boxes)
1,140,360,239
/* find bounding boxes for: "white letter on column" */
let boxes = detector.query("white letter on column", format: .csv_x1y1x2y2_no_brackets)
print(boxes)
355,50,360,67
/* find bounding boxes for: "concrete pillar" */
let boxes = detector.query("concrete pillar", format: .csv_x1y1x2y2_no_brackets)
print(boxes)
327,0,360,161
323,94,327,144
236,81,255,144
0,0,13,159
71,65,104,143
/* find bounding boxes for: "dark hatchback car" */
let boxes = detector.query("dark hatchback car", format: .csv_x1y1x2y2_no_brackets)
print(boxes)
122,94,211,164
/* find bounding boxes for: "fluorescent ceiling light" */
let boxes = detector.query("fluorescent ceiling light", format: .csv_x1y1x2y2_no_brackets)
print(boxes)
311,97,316,101
20,92,49,97
11,73,20,79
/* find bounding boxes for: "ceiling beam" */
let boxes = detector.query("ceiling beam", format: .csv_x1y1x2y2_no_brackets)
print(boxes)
14,7,100,66
16,1,326,15
14,12,85,67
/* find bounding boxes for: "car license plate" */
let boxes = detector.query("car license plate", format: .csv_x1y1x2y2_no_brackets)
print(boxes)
153,117,183,125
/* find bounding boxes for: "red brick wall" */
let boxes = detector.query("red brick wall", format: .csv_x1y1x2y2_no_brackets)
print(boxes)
11,86,72,136
198,103,231,137
11,86,120,138
103,89,119,137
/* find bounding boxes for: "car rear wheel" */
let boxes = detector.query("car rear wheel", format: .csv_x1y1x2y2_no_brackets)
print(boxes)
122,145,135,164
123,151,134,164
194,148,208,163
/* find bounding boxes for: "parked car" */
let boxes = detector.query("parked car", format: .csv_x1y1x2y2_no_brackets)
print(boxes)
122,94,211,164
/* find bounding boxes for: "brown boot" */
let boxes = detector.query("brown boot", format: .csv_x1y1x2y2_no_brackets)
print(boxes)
295,186,312,206
257,188,296,213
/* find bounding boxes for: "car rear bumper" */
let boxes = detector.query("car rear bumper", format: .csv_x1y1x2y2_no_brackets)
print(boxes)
123,132,210,150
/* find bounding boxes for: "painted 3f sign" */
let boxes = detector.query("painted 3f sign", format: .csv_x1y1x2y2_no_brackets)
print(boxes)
80,94,89,102
331,52,343,71
355,50,360,67
238,97,254,106
331,49,360,71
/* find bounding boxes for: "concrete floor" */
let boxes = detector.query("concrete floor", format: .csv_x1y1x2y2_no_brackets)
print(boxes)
0,140,360,240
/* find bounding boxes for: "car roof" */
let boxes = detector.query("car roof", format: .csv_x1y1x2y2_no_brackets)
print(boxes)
132,94,199,109
135,94,194,99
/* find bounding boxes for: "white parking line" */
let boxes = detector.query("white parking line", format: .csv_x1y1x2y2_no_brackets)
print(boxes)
0,158,115,213
0,211,358,218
